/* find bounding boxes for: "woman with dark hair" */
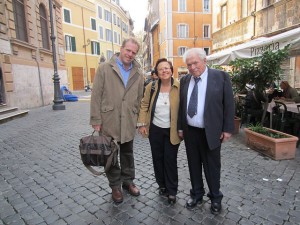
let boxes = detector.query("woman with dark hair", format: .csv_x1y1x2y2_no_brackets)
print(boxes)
137,58,181,204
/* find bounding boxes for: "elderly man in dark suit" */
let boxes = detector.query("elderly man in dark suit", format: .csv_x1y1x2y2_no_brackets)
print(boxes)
178,48,235,215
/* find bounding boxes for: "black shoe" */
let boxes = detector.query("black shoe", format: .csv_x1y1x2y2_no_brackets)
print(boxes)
168,195,176,204
159,188,168,196
210,202,222,215
186,197,202,209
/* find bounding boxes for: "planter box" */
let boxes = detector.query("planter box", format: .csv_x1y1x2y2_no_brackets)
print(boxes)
244,127,298,160
233,116,241,135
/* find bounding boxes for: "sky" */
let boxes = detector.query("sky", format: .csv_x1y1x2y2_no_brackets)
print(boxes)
121,0,148,32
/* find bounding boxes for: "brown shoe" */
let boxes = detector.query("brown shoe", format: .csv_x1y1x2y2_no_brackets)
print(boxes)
111,186,123,203
122,183,140,196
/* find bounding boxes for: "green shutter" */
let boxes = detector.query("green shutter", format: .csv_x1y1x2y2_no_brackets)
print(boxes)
71,36,76,52
97,42,100,55
64,9,70,23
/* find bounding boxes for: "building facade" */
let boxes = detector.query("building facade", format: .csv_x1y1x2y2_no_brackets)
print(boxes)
0,0,67,109
144,0,213,78
62,0,133,91
210,0,300,87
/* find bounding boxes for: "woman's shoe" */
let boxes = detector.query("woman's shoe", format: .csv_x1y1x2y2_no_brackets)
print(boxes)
159,188,167,196
168,195,176,204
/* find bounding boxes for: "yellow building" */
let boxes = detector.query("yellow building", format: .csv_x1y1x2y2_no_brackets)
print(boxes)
62,0,132,90
145,0,212,78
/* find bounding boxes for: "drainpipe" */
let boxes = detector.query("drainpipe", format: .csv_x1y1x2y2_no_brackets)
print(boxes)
35,57,45,106
251,0,257,39
82,7,90,89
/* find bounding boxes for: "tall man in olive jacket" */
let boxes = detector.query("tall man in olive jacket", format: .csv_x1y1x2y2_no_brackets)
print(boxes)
90,38,144,203
178,48,235,214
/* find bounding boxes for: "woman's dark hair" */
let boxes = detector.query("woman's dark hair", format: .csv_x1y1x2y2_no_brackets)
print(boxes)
154,58,173,74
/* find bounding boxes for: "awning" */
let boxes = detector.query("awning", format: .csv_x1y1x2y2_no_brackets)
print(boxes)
207,27,300,65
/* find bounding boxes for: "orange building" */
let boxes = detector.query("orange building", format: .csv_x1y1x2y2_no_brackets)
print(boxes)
144,0,212,78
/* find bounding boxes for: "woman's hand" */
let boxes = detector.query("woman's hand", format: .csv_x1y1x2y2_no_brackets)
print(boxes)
138,126,148,137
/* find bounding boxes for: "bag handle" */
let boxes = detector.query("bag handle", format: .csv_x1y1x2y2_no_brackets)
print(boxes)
85,132,120,176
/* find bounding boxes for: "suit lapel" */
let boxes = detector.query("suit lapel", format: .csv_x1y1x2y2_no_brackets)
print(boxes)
205,69,214,110
183,75,192,114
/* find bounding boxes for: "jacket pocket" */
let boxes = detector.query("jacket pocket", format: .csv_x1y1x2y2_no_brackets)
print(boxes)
132,108,138,115
101,105,114,113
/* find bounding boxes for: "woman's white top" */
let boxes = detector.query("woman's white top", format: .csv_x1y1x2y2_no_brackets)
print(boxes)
152,92,170,128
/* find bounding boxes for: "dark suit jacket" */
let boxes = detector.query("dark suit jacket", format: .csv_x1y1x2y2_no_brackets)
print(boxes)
178,68,235,150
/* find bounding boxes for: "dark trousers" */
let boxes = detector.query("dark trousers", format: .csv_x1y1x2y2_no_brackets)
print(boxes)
149,123,179,196
185,126,223,203
106,140,135,187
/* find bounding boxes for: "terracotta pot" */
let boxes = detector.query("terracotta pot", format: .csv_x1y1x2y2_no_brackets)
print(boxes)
244,127,298,160
233,116,241,135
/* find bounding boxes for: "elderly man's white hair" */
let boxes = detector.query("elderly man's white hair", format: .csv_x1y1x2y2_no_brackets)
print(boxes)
182,48,207,63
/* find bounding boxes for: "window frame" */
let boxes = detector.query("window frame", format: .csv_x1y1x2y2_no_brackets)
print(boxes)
39,3,50,49
91,41,100,55
91,18,96,31
63,8,71,23
203,24,210,39
177,24,189,38
65,35,76,52
13,0,28,42
178,46,187,56
178,0,186,12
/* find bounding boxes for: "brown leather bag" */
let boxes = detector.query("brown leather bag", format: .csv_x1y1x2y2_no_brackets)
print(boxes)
79,131,119,176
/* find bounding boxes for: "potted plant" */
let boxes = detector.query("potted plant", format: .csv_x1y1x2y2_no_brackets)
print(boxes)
229,45,290,95
244,123,298,160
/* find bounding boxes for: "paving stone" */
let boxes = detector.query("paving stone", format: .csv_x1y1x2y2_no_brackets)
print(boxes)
0,99,299,225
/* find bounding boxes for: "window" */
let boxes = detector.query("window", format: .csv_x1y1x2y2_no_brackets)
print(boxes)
118,34,121,44
105,29,112,42
117,17,120,27
116,0,119,5
241,0,248,18
114,31,118,43
113,14,116,25
221,4,227,28
99,26,103,39
39,4,49,49
177,24,188,38
178,47,187,56
107,50,113,60
203,25,210,38
65,35,76,52
97,6,102,19
204,47,209,55
263,0,271,7
63,8,71,23
203,0,210,12
91,41,100,55
91,18,96,30
104,10,112,22
13,0,28,42
178,0,186,12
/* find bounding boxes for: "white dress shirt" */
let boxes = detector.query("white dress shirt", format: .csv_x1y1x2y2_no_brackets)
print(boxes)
187,67,208,128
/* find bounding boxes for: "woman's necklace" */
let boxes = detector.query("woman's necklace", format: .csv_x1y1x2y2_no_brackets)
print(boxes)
161,92,169,105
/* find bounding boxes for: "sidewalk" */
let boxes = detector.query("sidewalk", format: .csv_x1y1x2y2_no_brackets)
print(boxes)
0,99,299,225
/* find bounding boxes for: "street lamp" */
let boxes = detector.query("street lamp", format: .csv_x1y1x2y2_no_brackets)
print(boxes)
49,0,65,110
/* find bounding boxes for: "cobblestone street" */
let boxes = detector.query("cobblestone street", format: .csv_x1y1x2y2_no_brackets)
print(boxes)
0,97,299,225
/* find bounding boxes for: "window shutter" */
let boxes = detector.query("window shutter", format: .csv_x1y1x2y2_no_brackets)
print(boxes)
71,36,76,51
97,42,100,55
